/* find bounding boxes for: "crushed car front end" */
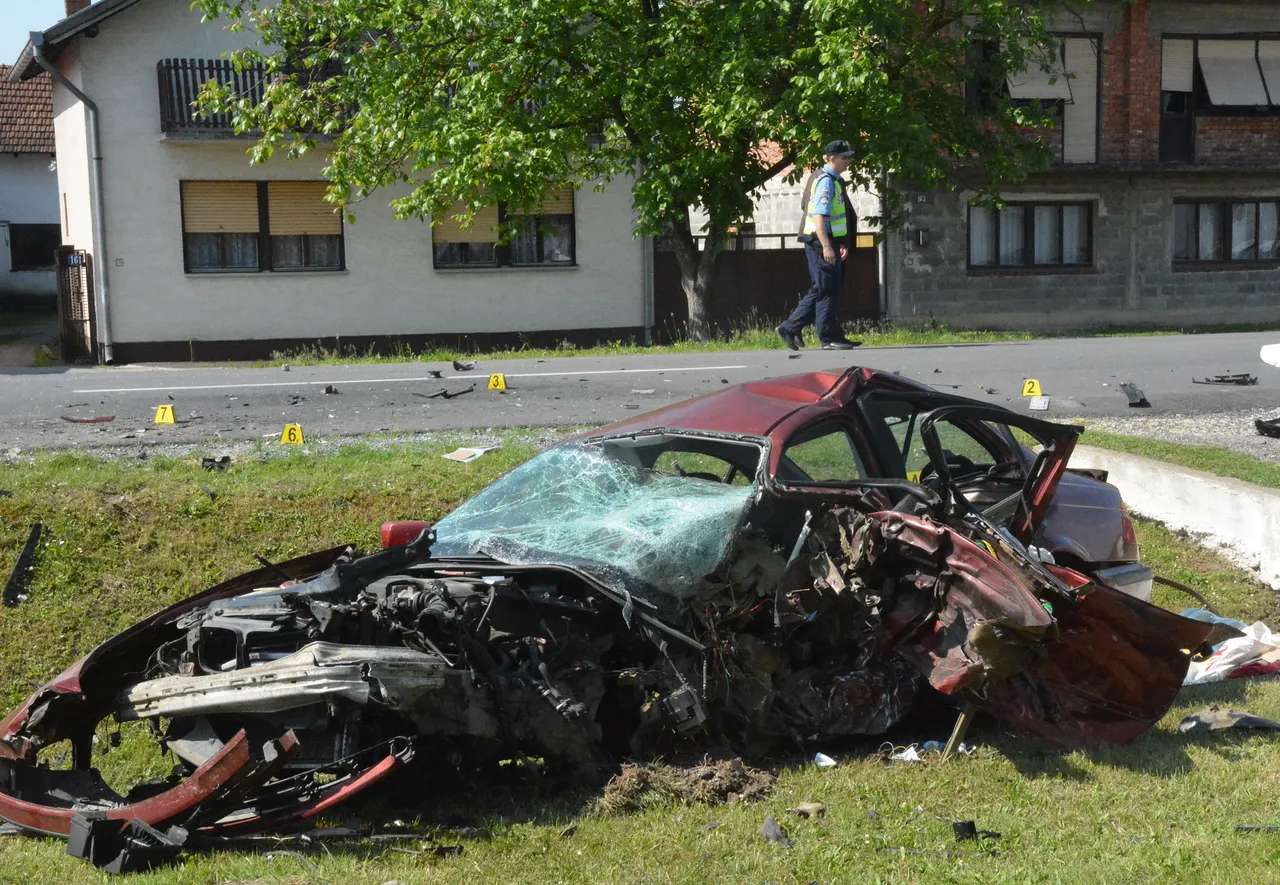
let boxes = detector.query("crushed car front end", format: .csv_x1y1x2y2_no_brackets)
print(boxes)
0,427,1210,871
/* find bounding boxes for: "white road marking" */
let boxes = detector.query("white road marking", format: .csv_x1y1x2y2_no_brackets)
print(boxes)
73,365,751,394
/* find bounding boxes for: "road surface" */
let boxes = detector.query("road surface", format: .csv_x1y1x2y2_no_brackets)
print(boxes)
1,331,1276,451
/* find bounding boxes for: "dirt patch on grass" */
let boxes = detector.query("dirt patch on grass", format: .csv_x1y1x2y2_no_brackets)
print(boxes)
593,756,775,815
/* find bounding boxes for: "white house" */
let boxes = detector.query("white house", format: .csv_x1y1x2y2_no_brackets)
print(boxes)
8,0,650,363
0,65,59,306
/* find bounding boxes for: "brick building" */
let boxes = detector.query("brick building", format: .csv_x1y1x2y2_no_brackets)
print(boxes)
886,0,1280,330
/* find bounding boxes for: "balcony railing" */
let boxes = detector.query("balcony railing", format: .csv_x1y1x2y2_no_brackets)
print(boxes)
157,58,268,134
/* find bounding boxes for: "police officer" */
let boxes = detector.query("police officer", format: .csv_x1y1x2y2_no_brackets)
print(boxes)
776,140,861,351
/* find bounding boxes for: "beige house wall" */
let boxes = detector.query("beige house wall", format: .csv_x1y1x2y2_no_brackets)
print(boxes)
57,0,645,349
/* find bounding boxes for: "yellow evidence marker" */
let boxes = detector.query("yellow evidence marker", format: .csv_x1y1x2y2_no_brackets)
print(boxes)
153,404,175,424
280,424,305,444
1021,379,1043,397
487,373,507,391
906,470,922,483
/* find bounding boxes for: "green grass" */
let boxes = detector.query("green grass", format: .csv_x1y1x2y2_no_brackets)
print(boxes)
1,441,1279,883
1080,429,1280,490
247,319,1280,369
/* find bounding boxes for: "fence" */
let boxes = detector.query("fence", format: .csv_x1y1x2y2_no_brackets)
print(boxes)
652,234,880,342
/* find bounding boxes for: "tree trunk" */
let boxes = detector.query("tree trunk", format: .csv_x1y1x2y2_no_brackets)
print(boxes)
664,212,725,342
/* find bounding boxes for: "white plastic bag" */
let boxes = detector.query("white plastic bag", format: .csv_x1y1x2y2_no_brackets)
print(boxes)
1184,621,1280,685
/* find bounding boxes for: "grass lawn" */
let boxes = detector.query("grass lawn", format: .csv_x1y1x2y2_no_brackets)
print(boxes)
246,320,1280,369
1,438,1279,883
1080,429,1280,490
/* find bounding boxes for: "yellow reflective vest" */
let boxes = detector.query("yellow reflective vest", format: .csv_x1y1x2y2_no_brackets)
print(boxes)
799,169,850,241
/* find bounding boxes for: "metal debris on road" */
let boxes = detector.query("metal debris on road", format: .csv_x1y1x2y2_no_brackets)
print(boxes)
63,402,89,408
60,415,116,424
631,389,656,395
453,360,475,371
3,523,42,607
1192,373,1257,386
1119,382,1151,408
427,370,443,378
623,404,640,410
324,385,340,395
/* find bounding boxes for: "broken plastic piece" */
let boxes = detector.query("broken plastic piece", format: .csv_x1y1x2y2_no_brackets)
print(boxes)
952,820,1001,841
1119,382,1150,408
60,415,116,423
812,752,836,768
453,360,475,371
1178,710,1280,733
201,456,231,472
759,813,791,848
3,523,42,607
441,446,499,464
788,802,826,819
324,385,340,395
1255,418,1280,439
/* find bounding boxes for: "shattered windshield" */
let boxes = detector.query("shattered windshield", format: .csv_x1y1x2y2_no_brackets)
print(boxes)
432,439,760,608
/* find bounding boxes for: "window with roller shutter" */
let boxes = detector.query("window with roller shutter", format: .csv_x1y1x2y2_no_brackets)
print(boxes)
181,181,344,274
432,187,575,268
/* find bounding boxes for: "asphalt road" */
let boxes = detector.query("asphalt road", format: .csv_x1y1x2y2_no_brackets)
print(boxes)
2,331,1277,451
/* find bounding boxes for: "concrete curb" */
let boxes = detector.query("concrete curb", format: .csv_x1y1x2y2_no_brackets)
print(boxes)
1070,444,1280,590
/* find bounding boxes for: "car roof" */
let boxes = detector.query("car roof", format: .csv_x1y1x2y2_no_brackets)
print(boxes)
596,366,938,440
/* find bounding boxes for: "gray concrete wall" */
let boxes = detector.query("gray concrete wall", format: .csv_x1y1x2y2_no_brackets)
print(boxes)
1071,444,1280,590
886,171,1280,329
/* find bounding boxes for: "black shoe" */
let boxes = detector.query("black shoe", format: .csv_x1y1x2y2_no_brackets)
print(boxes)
775,325,801,351
821,340,857,350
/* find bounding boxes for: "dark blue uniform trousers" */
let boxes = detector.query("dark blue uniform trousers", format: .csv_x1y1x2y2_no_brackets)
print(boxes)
779,243,845,344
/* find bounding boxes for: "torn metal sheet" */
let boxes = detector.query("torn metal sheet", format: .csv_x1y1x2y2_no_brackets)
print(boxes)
1192,373,1257,386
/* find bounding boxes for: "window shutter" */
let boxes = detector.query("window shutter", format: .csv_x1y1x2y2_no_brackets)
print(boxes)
267,182,342,236
526,185,575,215
1005,40,1073,101
182,181,259,233
1062,37,1098,164
1162,39,1195,92
1198,40,1269,106
432,202,500,243
1259,41,1280,105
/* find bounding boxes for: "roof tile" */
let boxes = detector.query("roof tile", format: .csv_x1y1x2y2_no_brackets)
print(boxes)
0,65,55,154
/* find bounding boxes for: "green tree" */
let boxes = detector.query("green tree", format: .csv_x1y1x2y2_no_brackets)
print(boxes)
197,0,1064,339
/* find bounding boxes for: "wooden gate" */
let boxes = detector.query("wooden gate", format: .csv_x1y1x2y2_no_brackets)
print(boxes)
56,247,95,363
652,234,879,343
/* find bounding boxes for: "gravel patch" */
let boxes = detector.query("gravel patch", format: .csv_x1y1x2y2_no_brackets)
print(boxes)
1076,406,1280,464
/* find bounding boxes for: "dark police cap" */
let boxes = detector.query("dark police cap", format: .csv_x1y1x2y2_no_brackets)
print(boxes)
824,140,855,158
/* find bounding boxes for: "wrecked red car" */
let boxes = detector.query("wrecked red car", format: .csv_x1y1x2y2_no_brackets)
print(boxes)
0,367,1210,871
